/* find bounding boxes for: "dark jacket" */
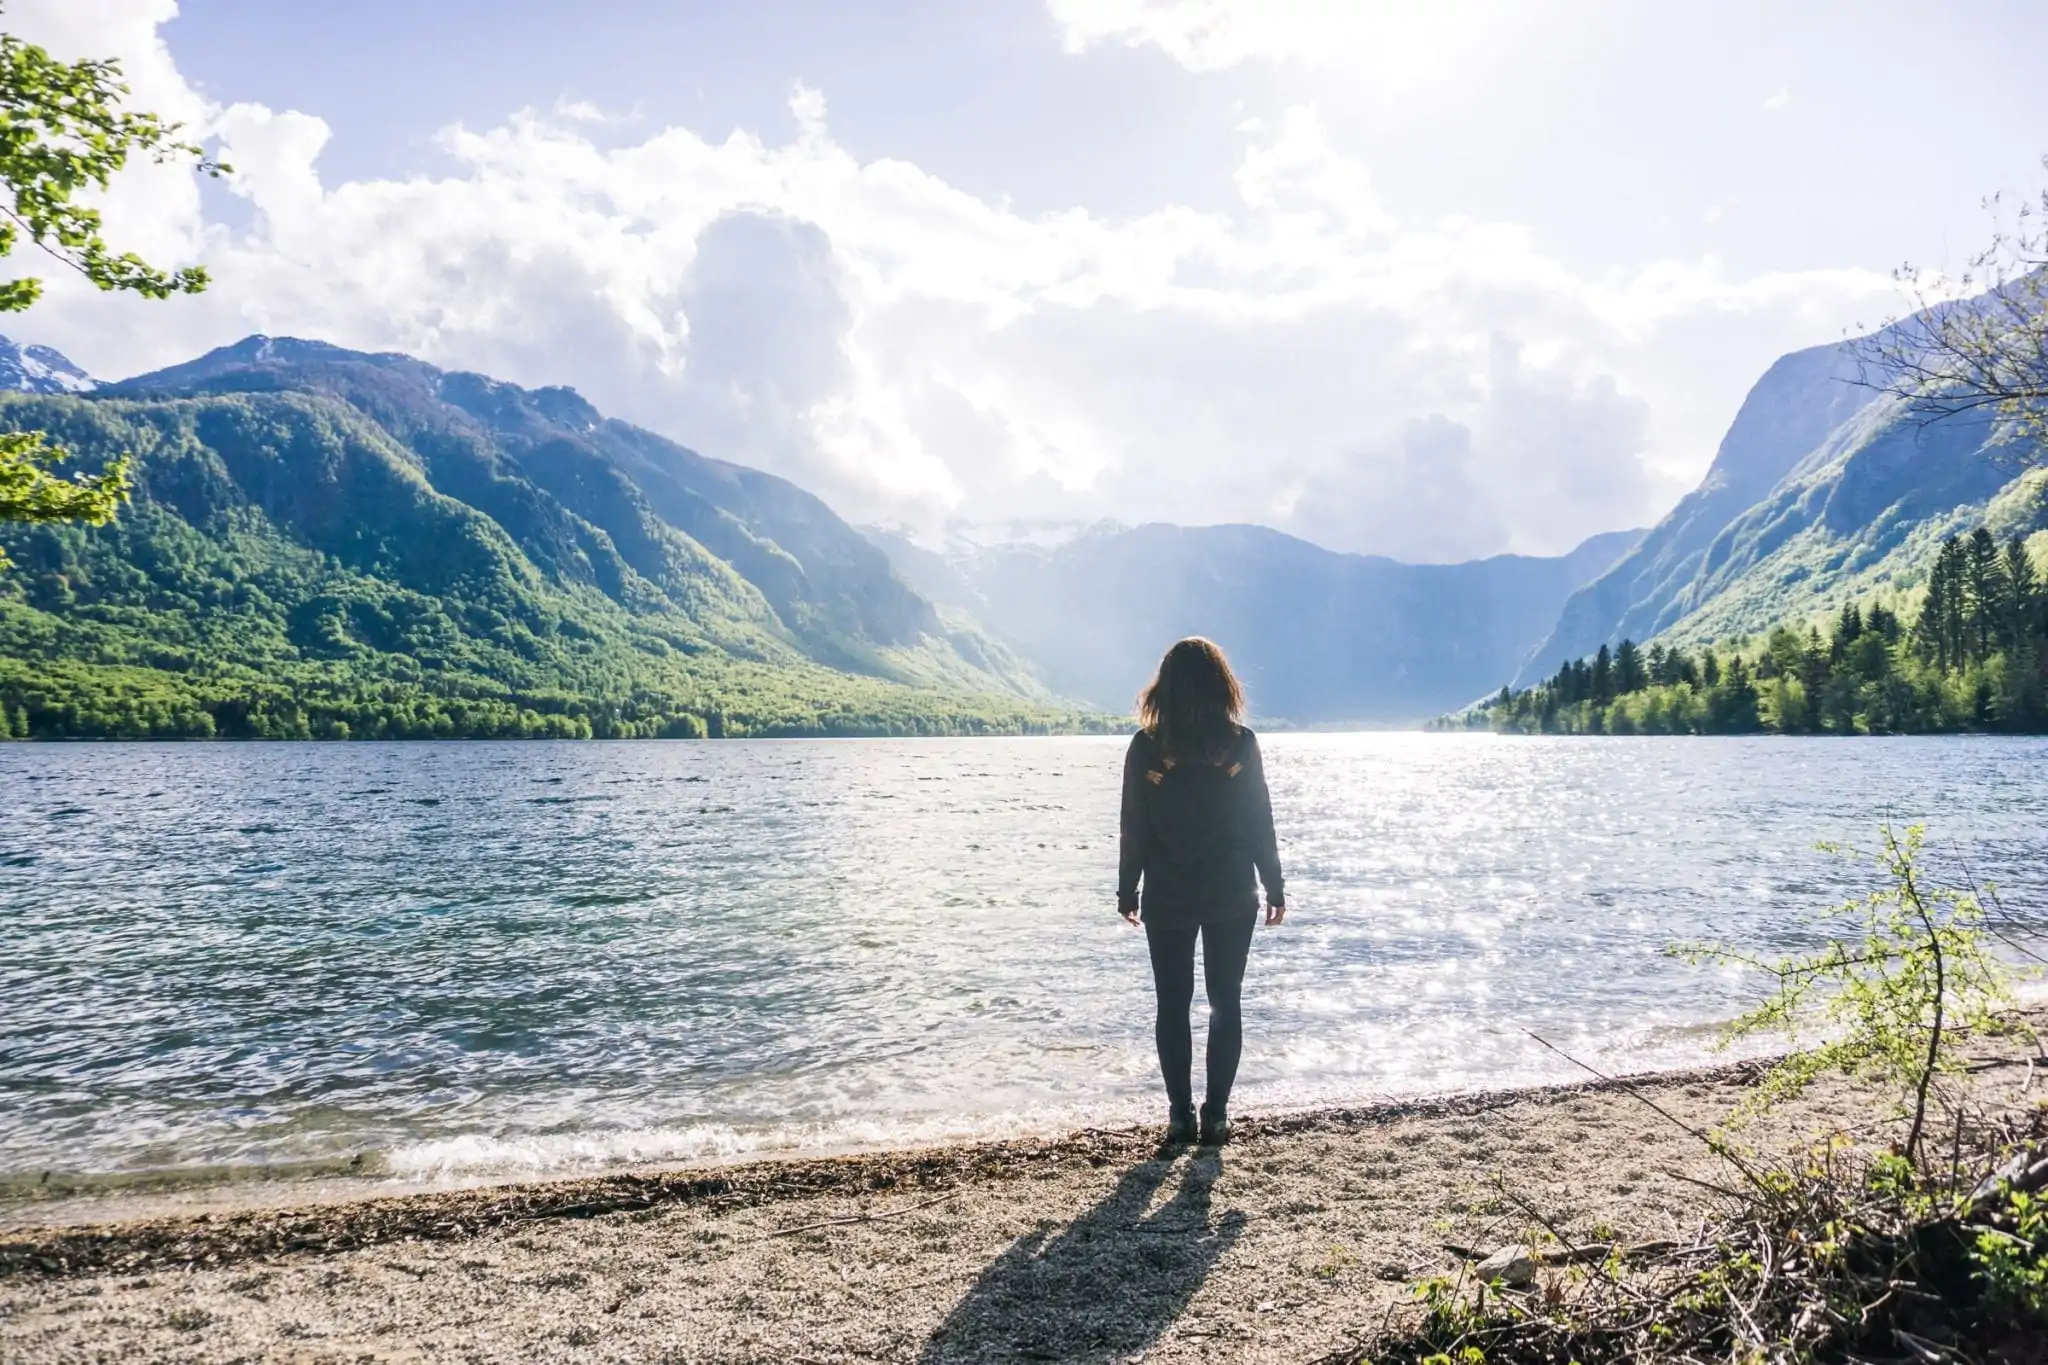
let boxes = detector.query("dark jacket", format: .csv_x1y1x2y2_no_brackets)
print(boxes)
1117,725,1284,923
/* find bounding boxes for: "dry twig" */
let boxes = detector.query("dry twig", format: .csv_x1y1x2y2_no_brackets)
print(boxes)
753,1191,958,1241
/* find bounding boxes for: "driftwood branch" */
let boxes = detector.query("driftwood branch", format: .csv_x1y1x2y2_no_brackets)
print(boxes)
1441,1239,1687,1266
753,1190,958,1241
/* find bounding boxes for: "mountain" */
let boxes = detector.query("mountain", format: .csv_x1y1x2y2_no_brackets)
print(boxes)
0,336,1079,739
869,522,1642,724
1516,321,2048,684
0,335,94,394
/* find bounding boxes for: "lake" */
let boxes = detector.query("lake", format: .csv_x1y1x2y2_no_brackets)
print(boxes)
3,734,2043,1195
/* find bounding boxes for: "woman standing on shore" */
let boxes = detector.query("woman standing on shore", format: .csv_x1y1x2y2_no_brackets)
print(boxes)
1118,637,1286,1147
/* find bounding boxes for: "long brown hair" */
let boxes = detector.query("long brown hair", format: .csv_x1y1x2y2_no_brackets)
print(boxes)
1137,637,1246,762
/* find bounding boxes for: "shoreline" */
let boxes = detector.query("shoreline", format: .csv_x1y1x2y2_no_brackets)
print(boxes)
6,1037,2039,1364
2,1056,1774,1278
0,1041,1770,1231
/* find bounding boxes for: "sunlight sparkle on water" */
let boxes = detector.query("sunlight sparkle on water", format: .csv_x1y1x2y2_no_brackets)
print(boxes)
1,733,2043,1193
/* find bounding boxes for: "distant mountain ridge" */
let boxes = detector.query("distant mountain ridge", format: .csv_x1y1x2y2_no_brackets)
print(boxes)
0,334,1075,739
871,522,1642,723
107,337,953,671
108,334,1063,695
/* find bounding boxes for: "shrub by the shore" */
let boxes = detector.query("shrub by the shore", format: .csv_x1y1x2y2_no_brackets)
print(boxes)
1342,824,2047,1365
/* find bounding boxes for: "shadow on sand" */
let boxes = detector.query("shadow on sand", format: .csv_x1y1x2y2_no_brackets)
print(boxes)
918,1149,1245,1363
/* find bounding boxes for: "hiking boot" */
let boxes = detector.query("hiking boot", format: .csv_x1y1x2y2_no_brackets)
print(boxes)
1198,1103,1231,1146
1164,1105,1198,1146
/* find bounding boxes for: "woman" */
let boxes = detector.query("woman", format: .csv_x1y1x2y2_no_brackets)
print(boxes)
1117,637,1285,1147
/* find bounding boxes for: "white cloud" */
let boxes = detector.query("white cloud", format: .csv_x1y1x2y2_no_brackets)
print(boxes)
0,1,1903,561
552,97,604,123
1045,0,1530,83
1761,86,1793,112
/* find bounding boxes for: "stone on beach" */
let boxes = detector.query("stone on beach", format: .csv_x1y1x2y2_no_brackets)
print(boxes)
1474,1243,1536,1287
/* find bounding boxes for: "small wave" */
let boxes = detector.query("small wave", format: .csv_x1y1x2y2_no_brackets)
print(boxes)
389,1124,756,1178
562,890,659,908
1632,1017,1743,1046
385,1104,1148,1183
0,1151,390,1205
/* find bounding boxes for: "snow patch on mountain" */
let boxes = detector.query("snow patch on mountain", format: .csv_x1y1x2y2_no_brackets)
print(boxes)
0,335,95,393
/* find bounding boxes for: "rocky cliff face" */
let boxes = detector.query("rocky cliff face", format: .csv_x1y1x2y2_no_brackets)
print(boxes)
1517,311,2047,680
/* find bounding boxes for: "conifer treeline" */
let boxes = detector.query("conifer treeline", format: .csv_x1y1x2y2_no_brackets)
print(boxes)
1461,529,2048,735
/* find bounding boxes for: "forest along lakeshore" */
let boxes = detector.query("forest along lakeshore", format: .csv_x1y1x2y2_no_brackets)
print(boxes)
1455,529,2048,735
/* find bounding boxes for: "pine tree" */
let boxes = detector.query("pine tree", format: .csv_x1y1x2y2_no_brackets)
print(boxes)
1830,602,1863,661
1591,644,1614,705
1966,527,2009,663
1802,625,1831,703
2003,535,2039,653
1944,537,1973,666
1716,657,1762,732
1917,537,1964,671
1614,639,1646,694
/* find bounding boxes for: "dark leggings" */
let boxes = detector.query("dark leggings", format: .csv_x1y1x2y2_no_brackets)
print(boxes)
1143,913,1257,1115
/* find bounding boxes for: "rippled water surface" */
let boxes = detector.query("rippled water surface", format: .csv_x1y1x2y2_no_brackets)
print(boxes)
3,735,2044,1189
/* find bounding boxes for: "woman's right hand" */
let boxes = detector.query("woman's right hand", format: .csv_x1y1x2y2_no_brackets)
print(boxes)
1120,908,1141,927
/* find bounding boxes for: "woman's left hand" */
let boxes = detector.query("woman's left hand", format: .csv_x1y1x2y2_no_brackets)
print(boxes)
1265,902,1287,926
1120,908,1141,927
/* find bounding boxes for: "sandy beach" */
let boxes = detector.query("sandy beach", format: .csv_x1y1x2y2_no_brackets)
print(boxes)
8,1032,2038,1365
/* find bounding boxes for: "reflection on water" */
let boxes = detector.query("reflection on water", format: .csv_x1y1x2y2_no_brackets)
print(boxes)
1,734,2042,1189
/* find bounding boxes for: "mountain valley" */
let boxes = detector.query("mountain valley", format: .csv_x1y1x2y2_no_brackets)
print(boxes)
3,301,2043,738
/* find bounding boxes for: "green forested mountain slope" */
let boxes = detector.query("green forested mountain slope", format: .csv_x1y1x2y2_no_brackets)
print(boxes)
1643,409,2042,650
0,338,1079,739
1517,326,2048,684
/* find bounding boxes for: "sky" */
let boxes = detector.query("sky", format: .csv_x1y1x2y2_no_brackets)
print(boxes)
10,0,2048,562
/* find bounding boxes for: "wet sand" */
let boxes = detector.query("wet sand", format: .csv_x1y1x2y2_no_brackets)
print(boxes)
10,1036,2040,1365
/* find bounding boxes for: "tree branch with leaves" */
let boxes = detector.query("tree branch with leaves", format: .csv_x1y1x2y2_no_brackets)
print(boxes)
1676,824,2022,1165
1850,158,2048,446
0,5,227,564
